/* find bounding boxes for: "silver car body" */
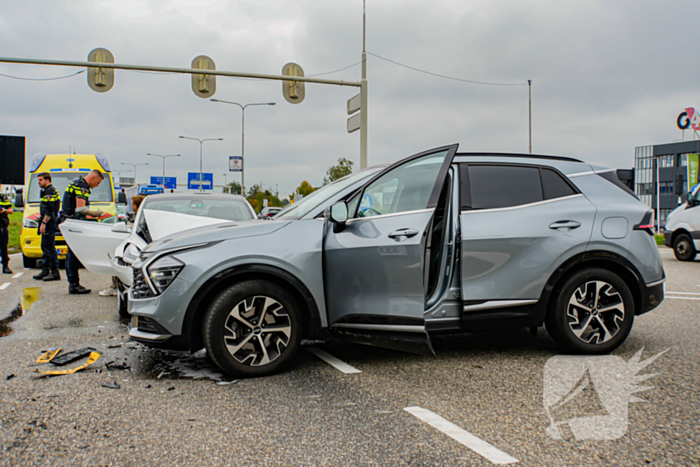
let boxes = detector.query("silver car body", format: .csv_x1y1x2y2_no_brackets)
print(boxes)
128,145,665,348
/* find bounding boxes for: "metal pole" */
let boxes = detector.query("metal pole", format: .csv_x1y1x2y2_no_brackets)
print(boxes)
656,156,660,235
241,107,245,197
199,141,203,193
528,79,532,154
360,0,368,169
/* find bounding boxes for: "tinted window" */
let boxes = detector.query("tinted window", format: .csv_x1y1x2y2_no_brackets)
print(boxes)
541,168,577,200
597,171,639,200
467,165,543,210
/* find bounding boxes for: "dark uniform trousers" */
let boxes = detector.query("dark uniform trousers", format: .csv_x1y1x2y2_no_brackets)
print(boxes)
41,221,59,270
0,224,8,268
66,244,81,284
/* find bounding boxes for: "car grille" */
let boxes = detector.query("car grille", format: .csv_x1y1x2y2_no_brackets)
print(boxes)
132,267,155,299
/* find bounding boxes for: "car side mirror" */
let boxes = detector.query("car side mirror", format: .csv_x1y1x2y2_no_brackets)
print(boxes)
326,201,348,233
112,222,131,233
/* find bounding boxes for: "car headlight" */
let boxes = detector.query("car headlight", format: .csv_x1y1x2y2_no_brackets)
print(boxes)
23,219,38,228
146,255,185,294
122,243,141,264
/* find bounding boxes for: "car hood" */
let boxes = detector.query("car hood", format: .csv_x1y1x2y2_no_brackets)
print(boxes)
144,219,292,253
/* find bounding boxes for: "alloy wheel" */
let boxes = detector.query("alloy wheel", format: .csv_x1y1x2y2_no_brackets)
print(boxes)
566,281,625,345
223,295,292,367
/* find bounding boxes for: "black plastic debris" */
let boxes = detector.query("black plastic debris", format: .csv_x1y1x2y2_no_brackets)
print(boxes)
145,384,152,389
105,361,130,371
167,386,175,391
101,381,121,389
6,374,16,381
107,344,122,349
50,348,96,366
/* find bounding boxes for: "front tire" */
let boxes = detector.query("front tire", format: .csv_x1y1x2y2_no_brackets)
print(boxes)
546,268,634,354
673,234,696,262
203,280,303,377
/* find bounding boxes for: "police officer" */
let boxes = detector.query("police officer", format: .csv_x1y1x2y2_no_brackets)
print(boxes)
33,173,62,281
61,169,104,294
0,185,13,274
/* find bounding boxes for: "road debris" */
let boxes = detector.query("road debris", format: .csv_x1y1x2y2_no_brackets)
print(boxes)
36,352,101,376
105,360,131,371
6,374,16,380
101,381,121,389
50,347,96,366
36,348,61,363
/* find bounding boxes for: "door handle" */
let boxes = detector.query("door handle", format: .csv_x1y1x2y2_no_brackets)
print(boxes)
66,229,83,233
549,220,581,230
388,228,419,238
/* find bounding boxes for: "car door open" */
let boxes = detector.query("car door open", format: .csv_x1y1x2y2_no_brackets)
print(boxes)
323,145,458,335
59,219,131,276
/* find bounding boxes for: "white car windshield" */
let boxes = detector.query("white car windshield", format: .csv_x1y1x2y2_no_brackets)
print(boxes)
276,166,384,220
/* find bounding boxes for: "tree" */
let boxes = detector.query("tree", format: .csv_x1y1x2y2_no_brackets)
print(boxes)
296,180,315,197
245,183,284,213
224,181,242,195
323,157,354,185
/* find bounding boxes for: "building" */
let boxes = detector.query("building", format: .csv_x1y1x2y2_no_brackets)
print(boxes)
634,140,700,224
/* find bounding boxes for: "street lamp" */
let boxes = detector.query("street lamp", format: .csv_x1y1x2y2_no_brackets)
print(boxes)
210,99,276,197
147,153,181,190
121,162,149,185
179,136,223,193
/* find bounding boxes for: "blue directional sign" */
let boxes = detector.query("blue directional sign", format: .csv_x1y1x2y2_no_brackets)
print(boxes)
229,156,242,172
187,172,214,190
150,176,177,189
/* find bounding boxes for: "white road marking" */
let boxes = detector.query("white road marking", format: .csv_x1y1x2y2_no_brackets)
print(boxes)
665,296,700,301
307,347,361,374
666,291,700,295
405,406,519,465
12,272,24,279
0,282,11,290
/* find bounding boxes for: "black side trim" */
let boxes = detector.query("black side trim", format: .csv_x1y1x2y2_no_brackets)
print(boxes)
456,152,583,163
333,314,423,326
692,231,700,240
181,264,324,351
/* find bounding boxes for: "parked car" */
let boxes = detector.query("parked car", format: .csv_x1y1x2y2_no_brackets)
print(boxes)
60,193,256,318
258,207,282,219
127,145,665,377
663,188,700,261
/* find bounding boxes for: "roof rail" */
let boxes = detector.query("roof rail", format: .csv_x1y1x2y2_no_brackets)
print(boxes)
456,152,584,163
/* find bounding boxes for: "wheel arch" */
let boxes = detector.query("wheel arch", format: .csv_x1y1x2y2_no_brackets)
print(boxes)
182,264,325,352
671,228,693,245
539,250,645,323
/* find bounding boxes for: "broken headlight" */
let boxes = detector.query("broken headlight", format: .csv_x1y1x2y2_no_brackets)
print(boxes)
146,255,184,294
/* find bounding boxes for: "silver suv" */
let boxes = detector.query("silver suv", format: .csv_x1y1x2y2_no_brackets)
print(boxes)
128,145,665,377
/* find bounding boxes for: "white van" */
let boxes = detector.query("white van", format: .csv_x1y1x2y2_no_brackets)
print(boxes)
664,188,700,261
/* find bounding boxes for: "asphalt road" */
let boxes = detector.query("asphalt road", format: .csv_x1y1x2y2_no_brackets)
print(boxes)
1,248,698,466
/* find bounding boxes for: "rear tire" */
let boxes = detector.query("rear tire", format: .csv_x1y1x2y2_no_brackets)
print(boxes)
202,280,303,377
546,268,634,354
22,254,37,268
673,234,696,262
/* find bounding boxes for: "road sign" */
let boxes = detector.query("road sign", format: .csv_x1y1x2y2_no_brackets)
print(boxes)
187,172,213,190
347,113,361,133
150,176,177,189
229,156,242,172
347,93,361,115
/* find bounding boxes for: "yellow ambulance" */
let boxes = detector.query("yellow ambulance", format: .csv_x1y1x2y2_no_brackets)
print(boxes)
20,154,117,268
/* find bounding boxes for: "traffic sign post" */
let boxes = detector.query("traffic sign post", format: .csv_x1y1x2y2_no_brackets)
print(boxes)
187,172,213,191
151,176,177,189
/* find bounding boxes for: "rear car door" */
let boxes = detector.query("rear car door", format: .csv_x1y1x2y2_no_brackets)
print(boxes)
59,219,130,276
324,145,458,327
459,164,596,309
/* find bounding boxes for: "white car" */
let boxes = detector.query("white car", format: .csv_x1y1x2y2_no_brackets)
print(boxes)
60,193,256,317
664,188,700,261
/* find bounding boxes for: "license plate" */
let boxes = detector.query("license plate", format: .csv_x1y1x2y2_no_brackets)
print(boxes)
56,248,66,256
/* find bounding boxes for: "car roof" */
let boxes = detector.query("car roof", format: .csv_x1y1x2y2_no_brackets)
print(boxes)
142,193,248,204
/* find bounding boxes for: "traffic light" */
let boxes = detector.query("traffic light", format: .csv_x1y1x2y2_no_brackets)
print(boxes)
282,62,305,104
191,55,216,98
87,48,114,93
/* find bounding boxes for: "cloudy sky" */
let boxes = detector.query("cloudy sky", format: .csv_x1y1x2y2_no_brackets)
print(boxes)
1,0,698,198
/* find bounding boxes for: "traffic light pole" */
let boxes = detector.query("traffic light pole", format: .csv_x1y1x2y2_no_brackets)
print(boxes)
0,56,368,169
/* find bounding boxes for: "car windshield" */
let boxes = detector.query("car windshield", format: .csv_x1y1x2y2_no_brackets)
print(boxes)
27,172,114,203
276,166,384,220
143,197,254,222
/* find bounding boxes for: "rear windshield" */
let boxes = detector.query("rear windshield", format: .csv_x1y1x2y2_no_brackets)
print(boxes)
27,172,114,203
143,198,254,222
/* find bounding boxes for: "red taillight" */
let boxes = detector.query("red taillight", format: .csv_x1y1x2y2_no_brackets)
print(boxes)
633,210,655,234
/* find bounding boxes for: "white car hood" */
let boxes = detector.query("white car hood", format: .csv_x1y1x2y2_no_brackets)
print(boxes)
143,209,230,240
